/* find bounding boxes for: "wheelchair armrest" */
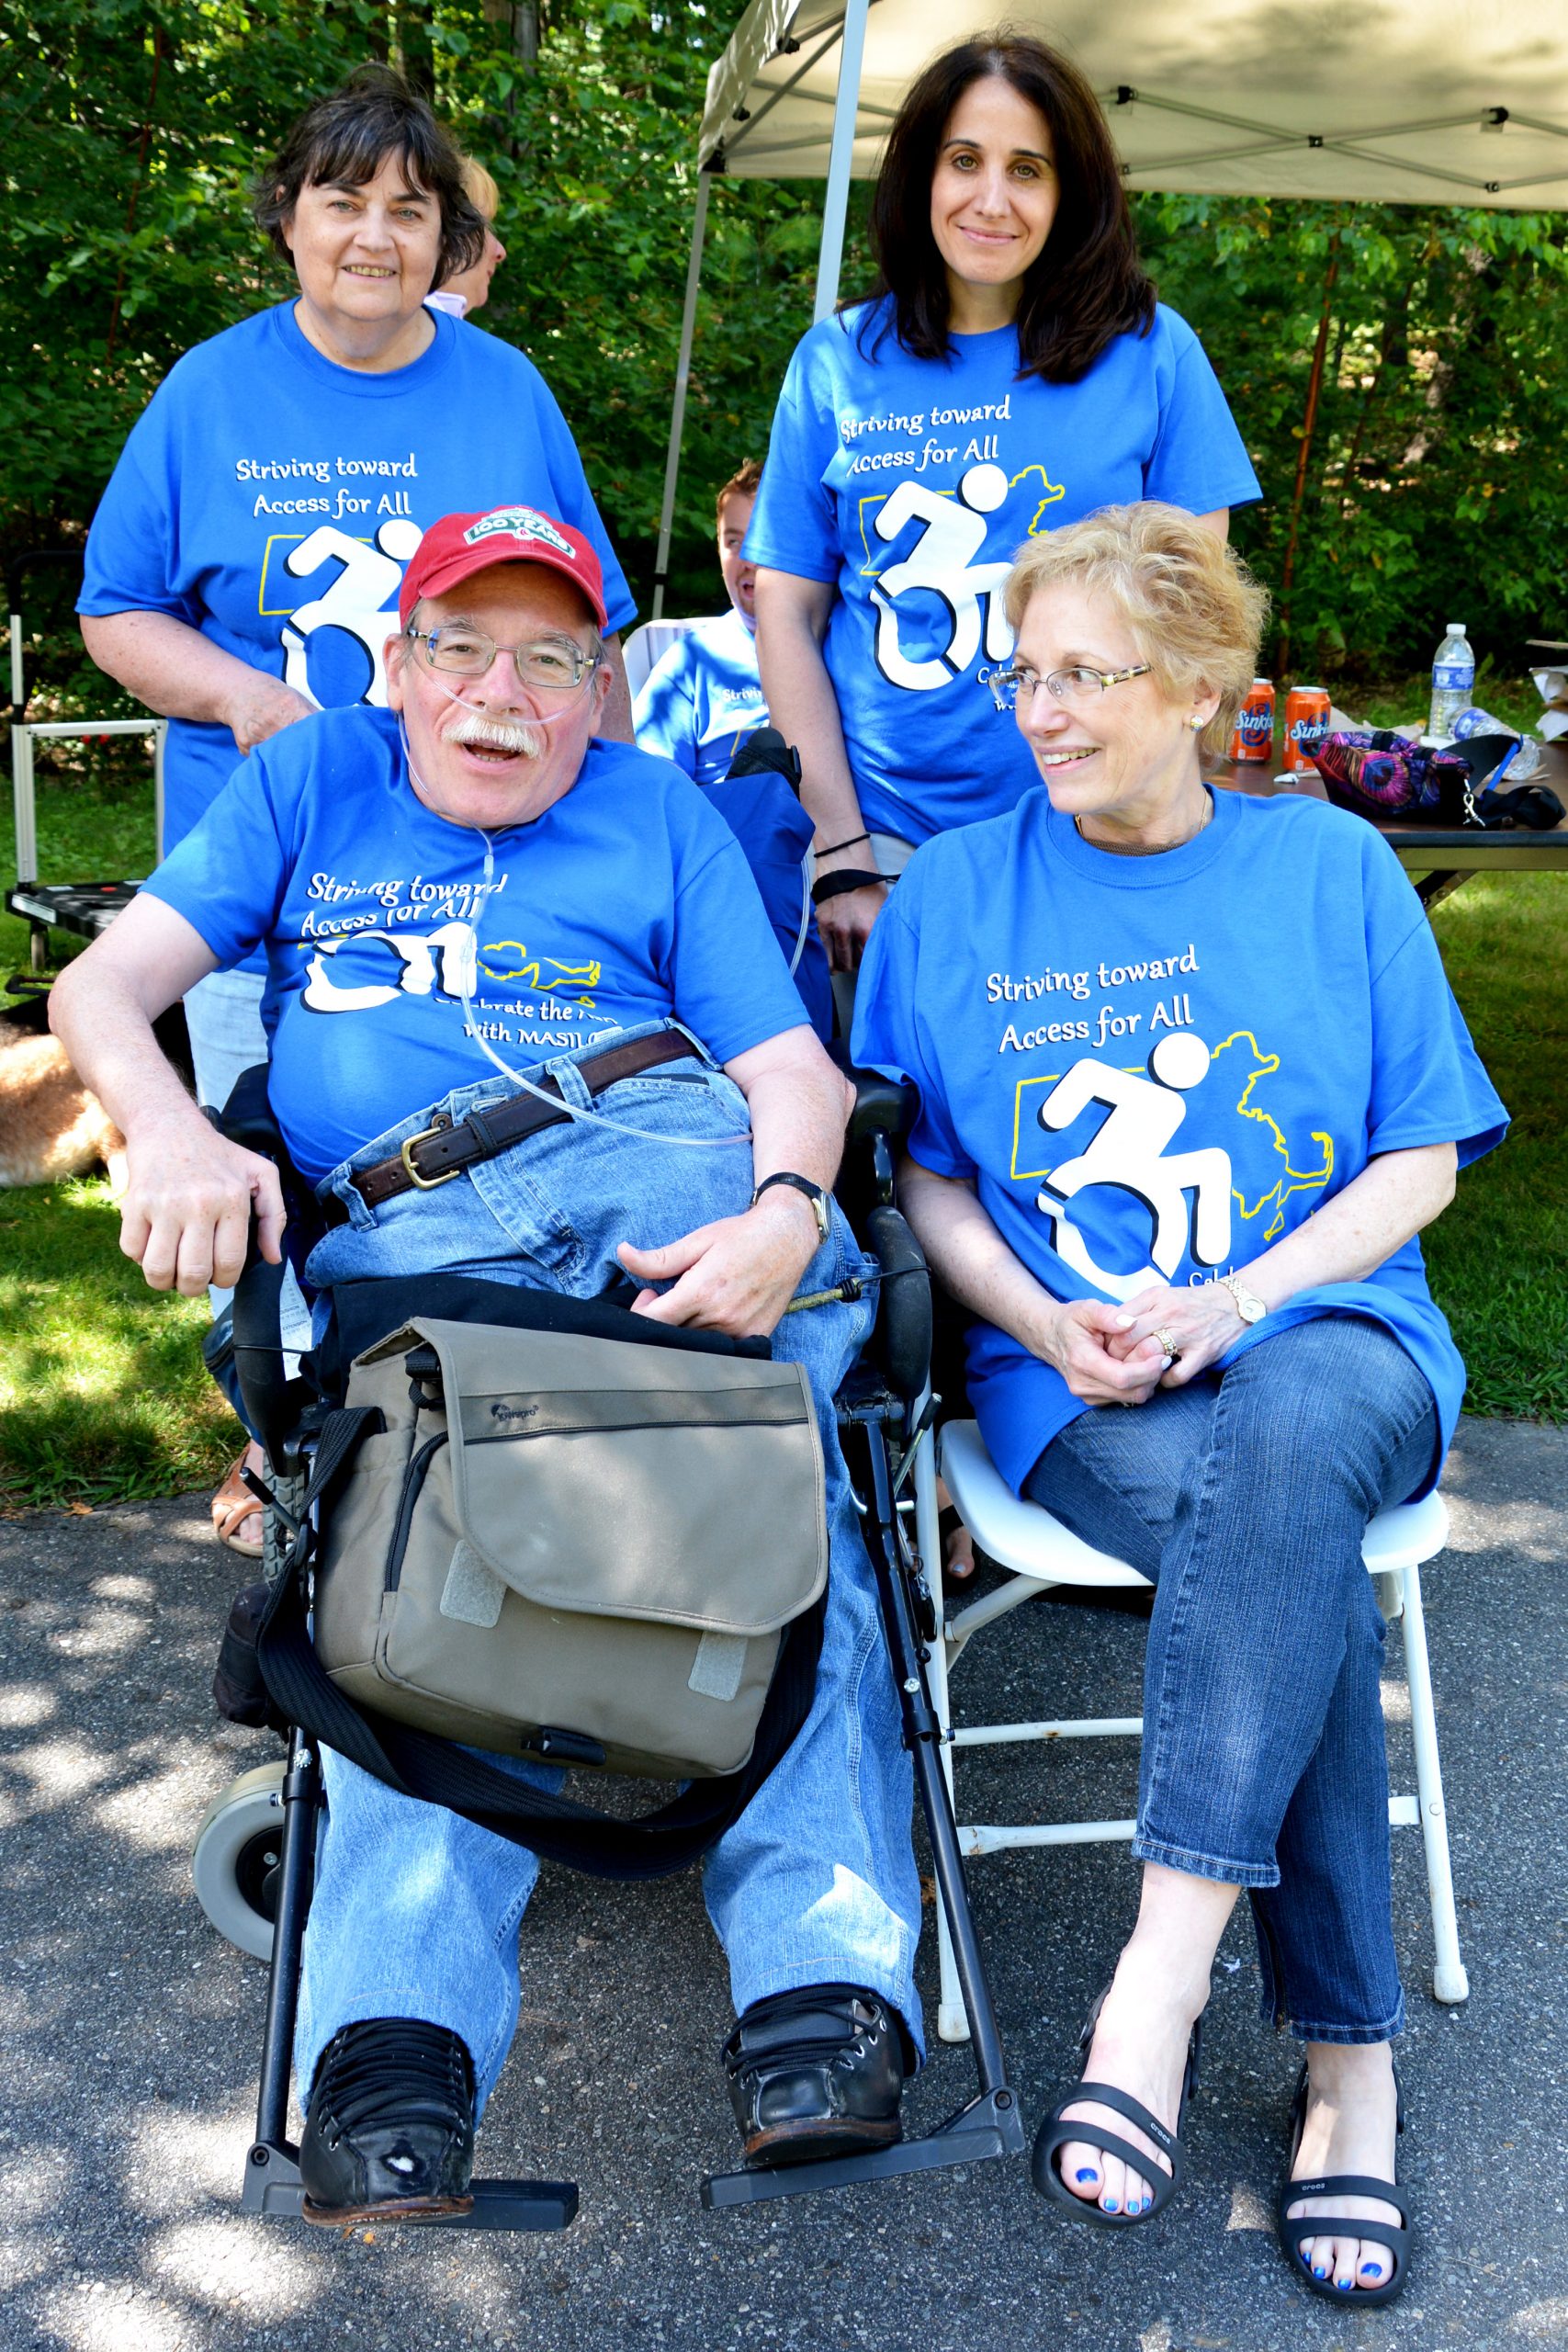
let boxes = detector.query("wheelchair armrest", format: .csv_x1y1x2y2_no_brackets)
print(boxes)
214,1062,289,1163
864,1204,932,1407
828,1041,917,1150
209,1066,318,1469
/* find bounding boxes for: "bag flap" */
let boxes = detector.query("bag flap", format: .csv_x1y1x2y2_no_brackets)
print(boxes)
385,1317,828,1637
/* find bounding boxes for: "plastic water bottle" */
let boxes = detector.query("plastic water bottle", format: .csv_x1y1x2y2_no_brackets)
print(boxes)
1426,623,1474,741
1452,707,1547,782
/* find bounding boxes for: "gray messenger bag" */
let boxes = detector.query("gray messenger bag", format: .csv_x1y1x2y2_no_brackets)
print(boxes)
255,1286,832,1879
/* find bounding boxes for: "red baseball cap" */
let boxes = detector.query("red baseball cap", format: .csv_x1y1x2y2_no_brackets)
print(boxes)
398,505,608,629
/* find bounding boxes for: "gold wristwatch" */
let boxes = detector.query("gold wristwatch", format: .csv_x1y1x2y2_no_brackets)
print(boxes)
1214,1272,1268,1325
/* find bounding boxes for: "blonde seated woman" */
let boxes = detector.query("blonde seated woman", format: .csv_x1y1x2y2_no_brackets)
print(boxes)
852,503,1506,2306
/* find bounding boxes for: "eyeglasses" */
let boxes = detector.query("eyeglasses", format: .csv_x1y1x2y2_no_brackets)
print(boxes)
986,662,1152,714
406,624,601,693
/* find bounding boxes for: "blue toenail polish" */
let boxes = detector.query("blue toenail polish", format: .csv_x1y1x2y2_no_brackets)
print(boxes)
1075,2168,1097,2183
1313,2267,1328,2279
1103,2198,1119,2212
1361,2264,1382,2278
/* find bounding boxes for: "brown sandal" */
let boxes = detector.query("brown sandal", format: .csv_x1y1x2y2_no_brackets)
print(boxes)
210,1453,265,1558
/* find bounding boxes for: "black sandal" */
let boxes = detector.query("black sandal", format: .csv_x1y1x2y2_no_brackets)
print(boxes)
1276,2062,1410,2307
1032,1986,1201,2227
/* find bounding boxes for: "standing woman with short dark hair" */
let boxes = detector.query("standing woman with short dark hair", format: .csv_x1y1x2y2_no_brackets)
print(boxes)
747,33,1260,975
78,63,637,1554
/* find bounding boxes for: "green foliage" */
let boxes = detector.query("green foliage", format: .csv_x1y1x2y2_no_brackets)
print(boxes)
1,0,1563,694
1138,195,1568,676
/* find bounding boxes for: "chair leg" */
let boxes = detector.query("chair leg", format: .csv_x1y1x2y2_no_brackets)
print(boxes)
912,1436,970,2046
1398,1563,1470,2004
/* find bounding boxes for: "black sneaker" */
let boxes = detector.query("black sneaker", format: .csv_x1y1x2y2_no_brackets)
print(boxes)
299,2018,476,2223
722,1984,906,2166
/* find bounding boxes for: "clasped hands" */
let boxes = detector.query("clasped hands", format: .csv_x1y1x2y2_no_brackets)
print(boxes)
1035,1280,1251,1408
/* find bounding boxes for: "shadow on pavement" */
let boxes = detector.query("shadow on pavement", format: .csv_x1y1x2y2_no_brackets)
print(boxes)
1,1416,1563,2352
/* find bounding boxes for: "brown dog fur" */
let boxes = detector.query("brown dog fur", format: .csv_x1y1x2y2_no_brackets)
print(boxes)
0,1012,125,1189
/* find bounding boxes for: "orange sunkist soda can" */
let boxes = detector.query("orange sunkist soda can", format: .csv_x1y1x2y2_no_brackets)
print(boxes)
1230,678,1275,763
1284,684,1332,774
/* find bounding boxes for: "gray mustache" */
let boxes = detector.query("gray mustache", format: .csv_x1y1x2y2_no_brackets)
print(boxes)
447,708,545,758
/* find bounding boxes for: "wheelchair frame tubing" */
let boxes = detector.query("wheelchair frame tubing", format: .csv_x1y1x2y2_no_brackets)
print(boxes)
702,1403,1024,2209
255,1729,318,2153
858,1411,1011,2102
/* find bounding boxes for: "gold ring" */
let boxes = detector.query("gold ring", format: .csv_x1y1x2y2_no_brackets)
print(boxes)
1154,1326,1181,1364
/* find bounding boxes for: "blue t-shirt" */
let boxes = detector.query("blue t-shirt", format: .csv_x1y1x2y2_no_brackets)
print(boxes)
143,707,808,1184
746,300,1259,845
80,301,637,862
634,610,829,1038
852,786,1507,1498
634,608,769,787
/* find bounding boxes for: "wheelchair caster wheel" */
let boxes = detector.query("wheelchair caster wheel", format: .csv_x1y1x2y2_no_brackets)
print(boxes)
193,1761,287,1960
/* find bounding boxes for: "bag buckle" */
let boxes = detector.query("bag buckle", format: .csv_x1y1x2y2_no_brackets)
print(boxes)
400,1118,461,1190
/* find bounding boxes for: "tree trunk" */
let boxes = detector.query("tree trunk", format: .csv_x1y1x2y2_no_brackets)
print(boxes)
105,22,165,366
1275,226,1344,679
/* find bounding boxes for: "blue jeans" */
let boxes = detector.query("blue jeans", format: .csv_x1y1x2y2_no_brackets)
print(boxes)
1024,1317,1439,2043
292,1024,922,2111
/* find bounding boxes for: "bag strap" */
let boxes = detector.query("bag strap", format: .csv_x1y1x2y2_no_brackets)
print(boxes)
1477,781,1566,832
255,1406,826,1883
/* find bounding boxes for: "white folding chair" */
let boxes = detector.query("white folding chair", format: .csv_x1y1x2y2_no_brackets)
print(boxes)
621,615,722,702
916,1417,1469,2044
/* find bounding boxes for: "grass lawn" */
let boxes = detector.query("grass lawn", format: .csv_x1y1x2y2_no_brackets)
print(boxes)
2,752,239,1510
3,719,1564,1510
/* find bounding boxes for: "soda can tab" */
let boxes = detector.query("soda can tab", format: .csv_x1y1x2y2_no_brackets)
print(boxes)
1230,677,1276,763
1284,684,1332,774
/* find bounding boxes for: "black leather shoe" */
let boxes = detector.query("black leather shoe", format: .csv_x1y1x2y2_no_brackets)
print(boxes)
299,2018,476,2223
722,1984,906,2166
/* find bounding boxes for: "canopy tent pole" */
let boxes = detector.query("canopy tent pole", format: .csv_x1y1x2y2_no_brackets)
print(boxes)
651,170,713,622
812,0,872,322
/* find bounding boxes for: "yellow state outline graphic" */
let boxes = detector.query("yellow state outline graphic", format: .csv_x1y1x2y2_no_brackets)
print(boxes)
853,459,1067,581
1008,1036,1334,1228
1210,1030,1334,1240
480,937,601,1007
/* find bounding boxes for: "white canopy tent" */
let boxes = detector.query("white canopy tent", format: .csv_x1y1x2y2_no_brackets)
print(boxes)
649,0,1568,611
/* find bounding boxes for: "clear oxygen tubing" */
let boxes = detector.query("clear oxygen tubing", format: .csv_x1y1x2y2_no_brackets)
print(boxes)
399,683,750,1151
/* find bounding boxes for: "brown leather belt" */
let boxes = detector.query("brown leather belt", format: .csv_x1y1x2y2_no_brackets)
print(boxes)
322,1028,698,1223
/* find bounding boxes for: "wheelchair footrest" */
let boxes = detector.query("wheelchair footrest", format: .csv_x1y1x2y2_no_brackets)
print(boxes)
700,2084,1026,2208
241,2140,578,2230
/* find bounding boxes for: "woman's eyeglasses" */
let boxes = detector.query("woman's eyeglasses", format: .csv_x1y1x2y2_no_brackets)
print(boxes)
986,662,1152,714
407,625,600,692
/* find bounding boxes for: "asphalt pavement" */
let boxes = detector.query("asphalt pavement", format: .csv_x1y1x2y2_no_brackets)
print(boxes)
1,1414,1563,2352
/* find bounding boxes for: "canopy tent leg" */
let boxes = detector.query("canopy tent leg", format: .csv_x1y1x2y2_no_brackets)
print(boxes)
651,171,713,623
812,0,872,323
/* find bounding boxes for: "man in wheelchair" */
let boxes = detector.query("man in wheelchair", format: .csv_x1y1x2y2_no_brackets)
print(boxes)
51,505,925,2222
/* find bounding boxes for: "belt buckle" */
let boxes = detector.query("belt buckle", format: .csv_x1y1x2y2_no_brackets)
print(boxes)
400,1120,461,1191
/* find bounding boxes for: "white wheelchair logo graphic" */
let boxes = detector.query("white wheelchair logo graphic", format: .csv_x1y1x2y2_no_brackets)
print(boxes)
280,517,424,708
1034,1033,1233,1301
869,462,1017,690
302,919,476,1014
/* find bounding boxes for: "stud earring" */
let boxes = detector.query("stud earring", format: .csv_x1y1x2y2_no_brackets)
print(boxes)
1189,716,1204,731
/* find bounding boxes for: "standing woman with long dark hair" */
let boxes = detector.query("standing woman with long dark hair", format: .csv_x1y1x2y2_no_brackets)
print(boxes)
747,32,1261,975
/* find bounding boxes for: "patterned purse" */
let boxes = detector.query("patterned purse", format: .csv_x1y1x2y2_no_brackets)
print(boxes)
1314,730,1562,831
